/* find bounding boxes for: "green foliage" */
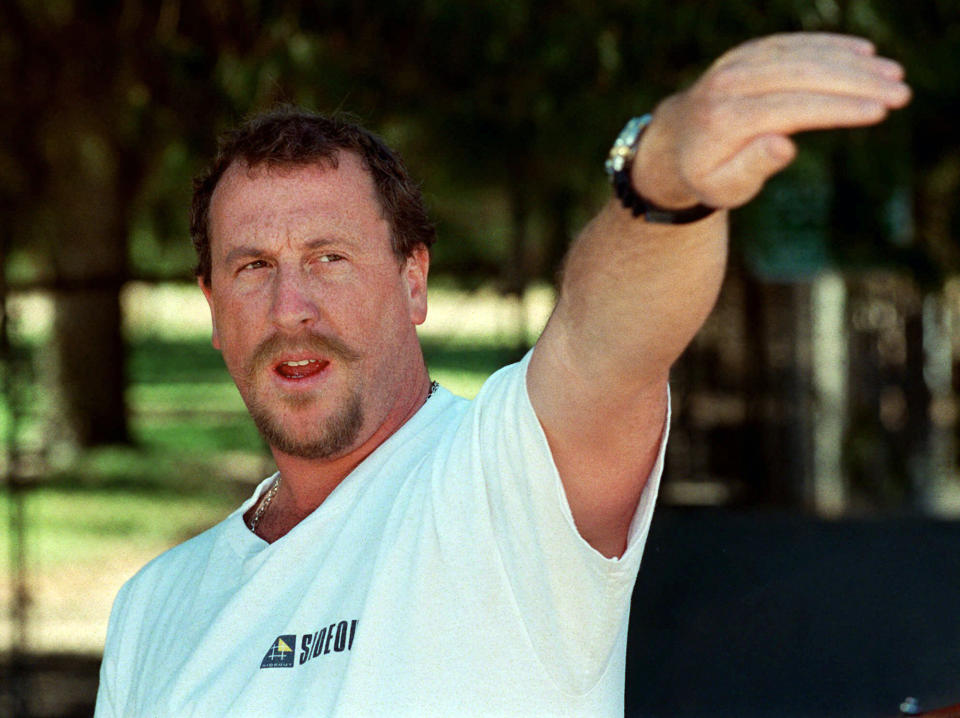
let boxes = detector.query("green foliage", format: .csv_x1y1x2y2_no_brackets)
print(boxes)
5,0,956,284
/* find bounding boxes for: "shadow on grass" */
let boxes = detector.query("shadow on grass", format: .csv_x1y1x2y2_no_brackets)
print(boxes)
128,337,230,384
42,443,267,500
1,652,101,718
421,337,528,375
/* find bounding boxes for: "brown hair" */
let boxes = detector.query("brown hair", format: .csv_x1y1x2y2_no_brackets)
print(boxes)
190,107,436,285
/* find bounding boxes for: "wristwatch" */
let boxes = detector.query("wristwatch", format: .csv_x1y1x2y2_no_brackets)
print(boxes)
605,114,715,224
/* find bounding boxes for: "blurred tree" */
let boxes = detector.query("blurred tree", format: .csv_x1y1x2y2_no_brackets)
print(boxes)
0,0,289,447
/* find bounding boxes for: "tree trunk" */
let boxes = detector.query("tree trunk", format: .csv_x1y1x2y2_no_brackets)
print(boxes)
741,278,813,507
45,110,129,447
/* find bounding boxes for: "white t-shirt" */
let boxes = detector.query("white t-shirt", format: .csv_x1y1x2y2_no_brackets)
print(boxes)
95,352,665,717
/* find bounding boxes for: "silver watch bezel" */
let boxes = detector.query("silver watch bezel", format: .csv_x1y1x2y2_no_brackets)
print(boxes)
604,114,652,178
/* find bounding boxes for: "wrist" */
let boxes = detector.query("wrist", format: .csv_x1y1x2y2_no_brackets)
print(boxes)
606,113,714,224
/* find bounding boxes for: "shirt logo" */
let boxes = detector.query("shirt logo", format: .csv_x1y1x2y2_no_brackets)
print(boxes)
260,634,296,669
259,619,359,670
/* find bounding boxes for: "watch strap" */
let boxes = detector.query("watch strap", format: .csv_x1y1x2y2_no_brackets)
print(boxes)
606,114,716,225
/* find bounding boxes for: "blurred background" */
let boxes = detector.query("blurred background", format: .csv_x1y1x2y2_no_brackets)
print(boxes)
1,1,959,716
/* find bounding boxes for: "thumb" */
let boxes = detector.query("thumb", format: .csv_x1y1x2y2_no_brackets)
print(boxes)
700,135,797,208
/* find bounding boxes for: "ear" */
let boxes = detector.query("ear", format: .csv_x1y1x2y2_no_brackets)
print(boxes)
402,244,430,326
198,276,221,350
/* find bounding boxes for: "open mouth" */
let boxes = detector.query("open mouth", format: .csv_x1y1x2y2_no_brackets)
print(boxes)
274,358,329,380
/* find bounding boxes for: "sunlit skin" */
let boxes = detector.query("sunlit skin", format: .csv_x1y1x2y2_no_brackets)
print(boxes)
200,154,431,538
528,34,911,557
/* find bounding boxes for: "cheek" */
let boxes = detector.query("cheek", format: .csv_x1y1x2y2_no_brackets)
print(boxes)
212,308,257,372
367,291,409,342
337,285,393,337
217,338,247,382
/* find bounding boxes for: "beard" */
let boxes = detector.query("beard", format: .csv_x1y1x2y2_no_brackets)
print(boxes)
247,385,364,459
238,332,365,459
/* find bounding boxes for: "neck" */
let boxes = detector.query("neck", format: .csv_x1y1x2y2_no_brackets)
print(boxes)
248,370,434,542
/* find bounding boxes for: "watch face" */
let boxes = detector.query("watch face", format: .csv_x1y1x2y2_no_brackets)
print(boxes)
605,115,652,178
606,145,633,175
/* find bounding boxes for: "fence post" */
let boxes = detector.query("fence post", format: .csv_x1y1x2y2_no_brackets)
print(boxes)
811,271,848,515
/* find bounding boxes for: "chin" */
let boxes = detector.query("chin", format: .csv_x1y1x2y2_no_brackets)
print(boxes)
251,394,365,461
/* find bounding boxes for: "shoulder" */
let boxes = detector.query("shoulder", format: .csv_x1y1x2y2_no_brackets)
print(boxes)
457,351,533,424
112,514,234,618
420,355,538,476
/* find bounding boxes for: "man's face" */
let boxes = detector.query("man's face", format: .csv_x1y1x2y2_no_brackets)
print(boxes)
201,154,429,460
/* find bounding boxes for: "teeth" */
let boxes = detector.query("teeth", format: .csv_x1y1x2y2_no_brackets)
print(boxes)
282,359,318,367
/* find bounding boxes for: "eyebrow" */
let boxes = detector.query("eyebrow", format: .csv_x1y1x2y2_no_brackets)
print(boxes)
303,238,342,251
223,246,265,266
222,238,344,267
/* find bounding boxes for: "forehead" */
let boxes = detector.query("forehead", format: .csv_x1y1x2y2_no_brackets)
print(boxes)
208,153,388,255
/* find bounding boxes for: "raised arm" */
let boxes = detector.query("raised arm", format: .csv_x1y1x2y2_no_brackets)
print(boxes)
528,33,911,557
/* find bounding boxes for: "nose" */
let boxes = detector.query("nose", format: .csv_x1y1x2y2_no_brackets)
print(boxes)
269,267,320,331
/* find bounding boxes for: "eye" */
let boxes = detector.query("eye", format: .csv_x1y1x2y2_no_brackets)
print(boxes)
240,259,269,271
318,253,344,263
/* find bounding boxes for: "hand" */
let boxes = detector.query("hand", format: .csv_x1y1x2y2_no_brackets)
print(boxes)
633,33,912,211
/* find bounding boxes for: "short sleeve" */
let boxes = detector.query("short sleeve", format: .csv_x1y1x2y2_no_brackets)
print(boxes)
454,349,667,693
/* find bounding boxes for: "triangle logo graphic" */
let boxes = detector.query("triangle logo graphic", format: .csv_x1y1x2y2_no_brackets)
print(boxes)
261,634,297,669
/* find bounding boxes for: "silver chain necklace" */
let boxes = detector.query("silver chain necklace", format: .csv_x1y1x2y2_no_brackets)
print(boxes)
247,380,439,536
248,475,281,534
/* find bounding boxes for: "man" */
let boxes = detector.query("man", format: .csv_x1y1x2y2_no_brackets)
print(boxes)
96,33,909,716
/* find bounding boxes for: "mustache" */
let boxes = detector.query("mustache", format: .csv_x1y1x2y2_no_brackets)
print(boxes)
249,332,362,373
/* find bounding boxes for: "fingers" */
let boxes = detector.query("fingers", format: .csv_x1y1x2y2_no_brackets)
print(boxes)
698,135,797,207
711,53,908,103
701,34,910,110
662,32,911,209
633,33,911,213
707,91,896,141
712,32,878,71
675,92,891,205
